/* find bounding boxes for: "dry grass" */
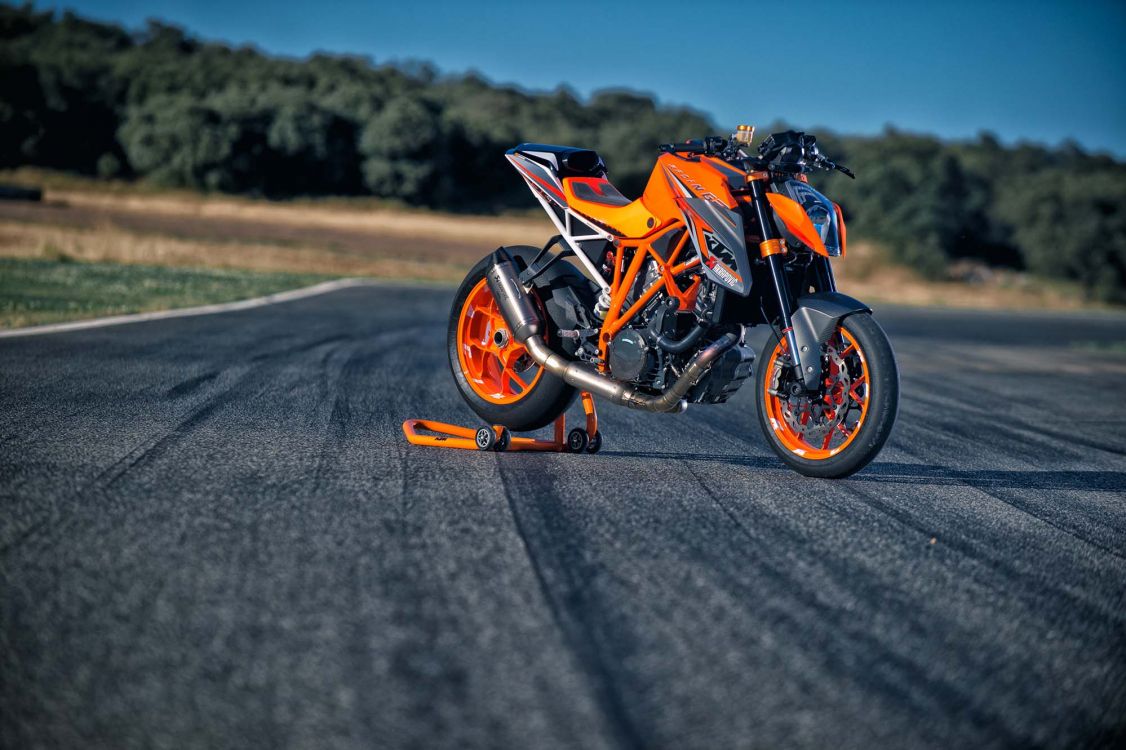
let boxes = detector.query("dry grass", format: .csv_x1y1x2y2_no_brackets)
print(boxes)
49,189,549,249
0,220,469,283
831,242,1086,310
0,181,1094,310
0,183,556,284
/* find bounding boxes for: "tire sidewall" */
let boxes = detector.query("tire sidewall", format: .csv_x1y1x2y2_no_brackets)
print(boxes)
756,312,899,479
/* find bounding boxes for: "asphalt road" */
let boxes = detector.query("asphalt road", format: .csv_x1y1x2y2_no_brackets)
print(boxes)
2,284,1125,749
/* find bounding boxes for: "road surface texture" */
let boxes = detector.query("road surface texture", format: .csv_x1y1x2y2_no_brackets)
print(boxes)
2,283,1124,749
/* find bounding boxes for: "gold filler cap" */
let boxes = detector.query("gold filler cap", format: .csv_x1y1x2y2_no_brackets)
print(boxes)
734,124,755,146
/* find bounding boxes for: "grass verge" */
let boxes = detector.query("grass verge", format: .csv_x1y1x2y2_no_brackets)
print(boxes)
0,257,338,329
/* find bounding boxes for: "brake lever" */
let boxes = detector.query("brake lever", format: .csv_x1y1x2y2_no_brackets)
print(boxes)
817,155,855,179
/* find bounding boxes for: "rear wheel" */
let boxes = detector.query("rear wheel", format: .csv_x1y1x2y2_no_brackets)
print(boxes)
756,312,898,478
448,249,579,432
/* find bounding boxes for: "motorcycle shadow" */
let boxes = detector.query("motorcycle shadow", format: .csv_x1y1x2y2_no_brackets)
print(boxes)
600,451,1125,492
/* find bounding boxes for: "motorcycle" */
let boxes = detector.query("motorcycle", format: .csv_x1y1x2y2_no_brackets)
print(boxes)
447,128,898,478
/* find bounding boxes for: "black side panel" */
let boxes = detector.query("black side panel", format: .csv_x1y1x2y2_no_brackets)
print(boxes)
716,261,775,326
570,180,630,206
651,228,685,260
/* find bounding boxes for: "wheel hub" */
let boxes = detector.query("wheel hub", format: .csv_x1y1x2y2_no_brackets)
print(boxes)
456,277,546,404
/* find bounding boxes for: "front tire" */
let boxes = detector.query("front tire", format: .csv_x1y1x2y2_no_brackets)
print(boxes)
756,312,898,478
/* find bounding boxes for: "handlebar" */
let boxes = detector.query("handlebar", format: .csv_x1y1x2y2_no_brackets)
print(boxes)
657,138,723,155
659,131,855,179
658,143,709,155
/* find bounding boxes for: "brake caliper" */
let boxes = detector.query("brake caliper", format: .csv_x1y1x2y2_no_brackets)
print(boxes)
773,340,852,442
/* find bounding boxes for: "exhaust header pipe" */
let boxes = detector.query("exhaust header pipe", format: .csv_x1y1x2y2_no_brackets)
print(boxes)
486,249,736,413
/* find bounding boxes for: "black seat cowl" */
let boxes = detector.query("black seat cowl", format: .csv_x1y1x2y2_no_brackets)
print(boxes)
508,143,607,178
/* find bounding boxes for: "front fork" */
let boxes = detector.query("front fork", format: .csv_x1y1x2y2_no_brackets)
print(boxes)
746,177,812,391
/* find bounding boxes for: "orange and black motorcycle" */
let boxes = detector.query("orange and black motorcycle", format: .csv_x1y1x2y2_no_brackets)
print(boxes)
448,128,898,478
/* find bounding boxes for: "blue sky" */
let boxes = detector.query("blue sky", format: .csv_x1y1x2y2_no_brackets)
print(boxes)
38,0,1126,155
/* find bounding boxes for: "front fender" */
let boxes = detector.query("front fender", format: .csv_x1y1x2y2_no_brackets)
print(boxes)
791,292,871,390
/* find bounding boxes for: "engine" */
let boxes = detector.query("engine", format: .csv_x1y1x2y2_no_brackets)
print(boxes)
605,262,678,390
601,266,755,403
607,328,658,383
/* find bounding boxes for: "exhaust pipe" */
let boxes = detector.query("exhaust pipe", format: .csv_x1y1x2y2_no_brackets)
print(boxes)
486,249,736,413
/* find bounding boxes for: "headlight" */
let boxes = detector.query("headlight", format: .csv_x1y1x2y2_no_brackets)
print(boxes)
775,178,843,256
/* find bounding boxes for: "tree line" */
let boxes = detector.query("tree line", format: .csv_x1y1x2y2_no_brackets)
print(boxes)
2,4,1124,301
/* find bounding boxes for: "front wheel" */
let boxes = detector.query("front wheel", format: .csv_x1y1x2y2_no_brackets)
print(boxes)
756,312,898,478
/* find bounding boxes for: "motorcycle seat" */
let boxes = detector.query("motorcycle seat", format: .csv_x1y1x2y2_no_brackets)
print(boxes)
563,177,660,238
507,143,662,237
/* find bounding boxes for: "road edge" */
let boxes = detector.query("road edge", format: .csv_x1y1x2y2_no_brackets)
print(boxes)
0,277,378,339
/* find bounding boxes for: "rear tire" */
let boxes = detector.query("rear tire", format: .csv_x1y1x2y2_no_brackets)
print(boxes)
448,247,587,432
756,312,898,478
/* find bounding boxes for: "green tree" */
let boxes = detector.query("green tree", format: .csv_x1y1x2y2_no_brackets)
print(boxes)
997,169,1126,302
2,3,1124,300
359,96,446,203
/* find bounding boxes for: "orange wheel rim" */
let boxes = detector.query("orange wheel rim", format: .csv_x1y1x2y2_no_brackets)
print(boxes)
763,327,870,460
456,278,545,404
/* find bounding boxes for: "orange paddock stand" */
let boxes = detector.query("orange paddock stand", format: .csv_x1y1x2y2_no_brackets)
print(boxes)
402,391,602,453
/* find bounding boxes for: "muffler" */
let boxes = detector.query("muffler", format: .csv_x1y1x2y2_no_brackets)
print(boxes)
486,249,736,413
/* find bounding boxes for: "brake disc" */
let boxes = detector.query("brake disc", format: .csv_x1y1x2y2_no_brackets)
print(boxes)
775,343,852,443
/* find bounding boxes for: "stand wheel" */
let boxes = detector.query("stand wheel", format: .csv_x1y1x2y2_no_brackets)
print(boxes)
586,431,602,454
475,427,497,451
566,428,589,453
495,429,511,452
